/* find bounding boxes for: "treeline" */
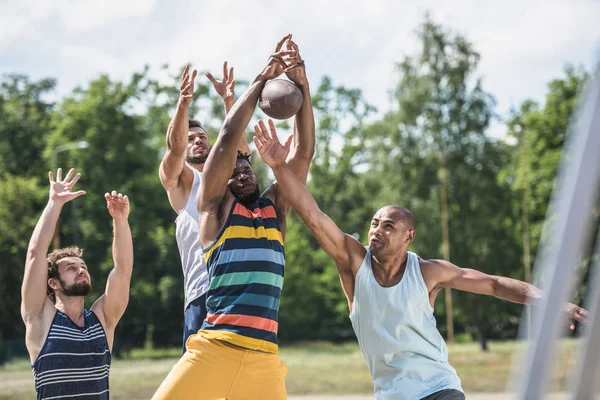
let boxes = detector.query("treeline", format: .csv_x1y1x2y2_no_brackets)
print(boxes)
0,17,591,357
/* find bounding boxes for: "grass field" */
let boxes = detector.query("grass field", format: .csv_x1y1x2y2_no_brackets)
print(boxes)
0,340,580,399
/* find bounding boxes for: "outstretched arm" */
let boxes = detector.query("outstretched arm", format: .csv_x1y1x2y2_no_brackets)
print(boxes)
253,120,365,273
283,38,315,185
21,169,86,321
92,191,133,329
429,259,588,329
198,36,293,214
159,66,197,194
206,61,251,155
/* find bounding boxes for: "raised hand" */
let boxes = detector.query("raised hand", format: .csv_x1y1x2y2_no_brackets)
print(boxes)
206,61,235,103
49,168,86,204
261,34,295,81
283,38,307,87
105,190,130,221
179,65,197,106
253,119,293,168
564,302,588,330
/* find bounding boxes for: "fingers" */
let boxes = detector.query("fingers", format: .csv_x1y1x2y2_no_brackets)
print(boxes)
229,67,234,83
69,172,81,187
181,65,190,84
49,170,54,183
64,168,75,182
72,190,86,199
205,71,218,86
57,168,62,182
275,34,292,52
254,122,268,143
284,61,305,73
190,69,197,84
252,135,263,151
267,119,279,141
283,133,293,152
223,61,228,81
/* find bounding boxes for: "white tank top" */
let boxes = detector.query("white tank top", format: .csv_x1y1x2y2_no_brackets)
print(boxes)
349,248,463,400
175,169,209,309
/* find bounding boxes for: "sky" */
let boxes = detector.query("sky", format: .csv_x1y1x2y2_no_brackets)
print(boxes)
1,0,599,138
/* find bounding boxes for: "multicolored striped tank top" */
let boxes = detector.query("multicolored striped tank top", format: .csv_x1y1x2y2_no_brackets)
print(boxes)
200,197,284,354
32,309,111,400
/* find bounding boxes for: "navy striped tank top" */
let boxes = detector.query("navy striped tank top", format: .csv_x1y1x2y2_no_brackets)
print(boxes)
200,197,284,354
32,309,111,400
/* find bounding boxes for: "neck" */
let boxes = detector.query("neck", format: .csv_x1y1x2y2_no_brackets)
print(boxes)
55,296,86,326
189,162,204,173
371,248,409,281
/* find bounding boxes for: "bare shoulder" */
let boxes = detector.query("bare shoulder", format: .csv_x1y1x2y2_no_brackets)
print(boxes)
161,163,195,213
24,300,57,363
199,190,235,248
418,258,456,289
344,234,368,276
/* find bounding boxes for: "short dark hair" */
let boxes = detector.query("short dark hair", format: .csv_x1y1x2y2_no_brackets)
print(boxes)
47,246,84,302
189,119,203,129
237,150,251,164
390,206,416,230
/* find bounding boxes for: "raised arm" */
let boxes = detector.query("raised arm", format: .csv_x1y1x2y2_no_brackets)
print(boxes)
206,62,252,155
282,38,315,184
253,120,365,273
21,168,86,321
426,259,588,330
198,36,293,213
159,66,197,196
91,191,133,333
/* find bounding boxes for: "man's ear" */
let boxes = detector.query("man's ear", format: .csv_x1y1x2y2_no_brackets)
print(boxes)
48,278,60,291
407,229,416,243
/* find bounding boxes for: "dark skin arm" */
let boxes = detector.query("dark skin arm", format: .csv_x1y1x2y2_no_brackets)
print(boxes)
421,258,589,330
253,121,366,311
197,35,293,247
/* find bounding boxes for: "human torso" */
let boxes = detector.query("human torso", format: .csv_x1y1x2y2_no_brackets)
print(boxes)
200,196,285,354
31,309,111,400
175,169,209,308
350,248,462,400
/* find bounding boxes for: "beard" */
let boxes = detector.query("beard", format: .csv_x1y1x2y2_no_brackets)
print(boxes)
234,185,261,206
186,153,208,165
60,278,92,297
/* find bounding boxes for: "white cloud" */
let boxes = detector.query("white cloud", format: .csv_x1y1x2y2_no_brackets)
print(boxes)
1,0,598,140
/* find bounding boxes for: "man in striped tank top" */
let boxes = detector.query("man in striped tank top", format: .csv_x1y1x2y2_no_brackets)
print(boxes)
253,128,589,400
153,34,314,400
159,62,254,351
21,168,134,400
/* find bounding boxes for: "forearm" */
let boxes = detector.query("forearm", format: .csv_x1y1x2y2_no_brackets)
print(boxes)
28,200,62,253
220,75,267,147
493,276,542,305
272,163,320,220
165,102,189,154
293,84,315,160
112,218,133,276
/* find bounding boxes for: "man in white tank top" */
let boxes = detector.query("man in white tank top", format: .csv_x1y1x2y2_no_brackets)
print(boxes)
253,128,589,400
159,62,252,350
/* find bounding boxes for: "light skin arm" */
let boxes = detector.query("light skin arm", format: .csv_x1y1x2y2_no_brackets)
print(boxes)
426,259,589,329
91,191,133,332
159,66,197,195
206,61,252,155
21,168,86,322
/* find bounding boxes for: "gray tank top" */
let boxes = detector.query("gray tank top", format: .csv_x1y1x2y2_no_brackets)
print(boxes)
350,248,463,400
175,169,209,309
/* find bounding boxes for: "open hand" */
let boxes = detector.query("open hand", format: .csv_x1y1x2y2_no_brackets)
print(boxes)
179,65,197,106
253,119,293,168
105,190,130,220
206,61,235,103
261,34,295,80
564,302,588,330
49,168,86,204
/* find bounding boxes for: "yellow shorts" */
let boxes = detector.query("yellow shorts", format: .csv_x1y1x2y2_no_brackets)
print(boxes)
152,333,288,400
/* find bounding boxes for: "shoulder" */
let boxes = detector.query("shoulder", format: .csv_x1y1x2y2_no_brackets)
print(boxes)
418,257,461,288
